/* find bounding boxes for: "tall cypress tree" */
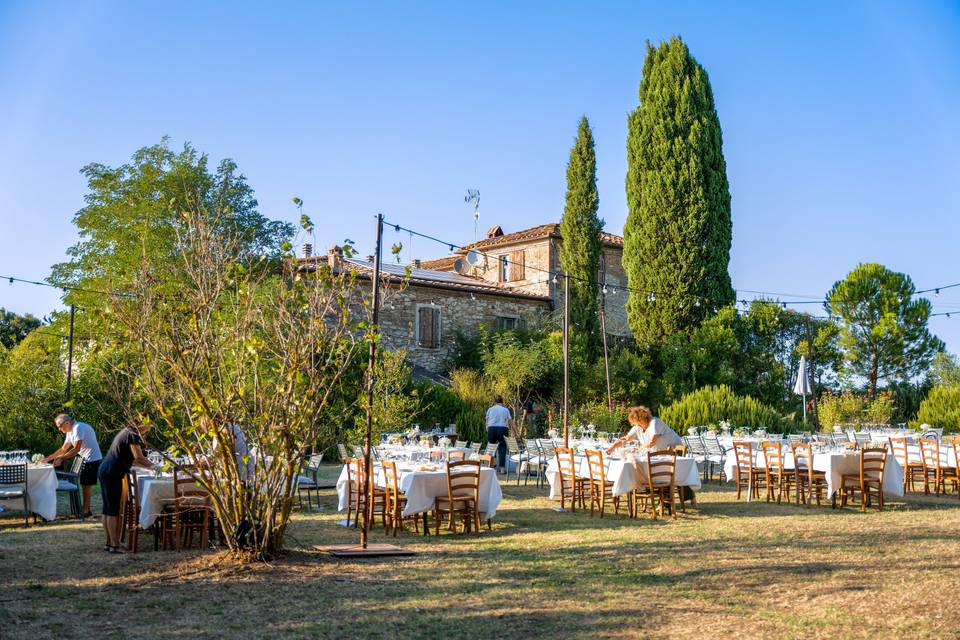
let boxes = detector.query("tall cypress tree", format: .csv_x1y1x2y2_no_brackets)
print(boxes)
624,36,735,347
560,116,603,358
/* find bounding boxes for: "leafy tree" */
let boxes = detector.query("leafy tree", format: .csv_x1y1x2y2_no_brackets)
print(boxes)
482,331,561,437
930,351,960,387
351,349,420,444
0,331,66,453
826,263,943,394
49,138,293,314
0,308,41,349
559,116,603,357
624,36,734,346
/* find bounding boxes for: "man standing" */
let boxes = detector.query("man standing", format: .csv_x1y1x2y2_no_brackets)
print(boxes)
44,414,102,518
485,395,514,472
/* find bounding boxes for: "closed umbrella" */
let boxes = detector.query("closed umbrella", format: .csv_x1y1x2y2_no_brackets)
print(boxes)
793,356,812,423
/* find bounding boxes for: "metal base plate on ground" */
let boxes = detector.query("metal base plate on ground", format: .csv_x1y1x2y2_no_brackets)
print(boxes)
315,543,415,558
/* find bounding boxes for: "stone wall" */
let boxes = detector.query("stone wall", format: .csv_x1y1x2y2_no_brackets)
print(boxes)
377,283,552,373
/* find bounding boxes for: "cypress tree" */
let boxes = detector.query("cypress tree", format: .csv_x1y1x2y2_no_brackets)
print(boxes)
624,36,735,347
560,116,603,357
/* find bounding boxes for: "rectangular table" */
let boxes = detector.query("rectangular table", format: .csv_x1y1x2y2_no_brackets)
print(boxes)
544,454,701,500
722,449,905,501
336,463,502,519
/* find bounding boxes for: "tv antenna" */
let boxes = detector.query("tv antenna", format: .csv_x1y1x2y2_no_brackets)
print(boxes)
465,189,480,240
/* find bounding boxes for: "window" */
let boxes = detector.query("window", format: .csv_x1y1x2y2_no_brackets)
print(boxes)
598,252,606,284
496,316,518,331
498,255,509,282
416,305,441,348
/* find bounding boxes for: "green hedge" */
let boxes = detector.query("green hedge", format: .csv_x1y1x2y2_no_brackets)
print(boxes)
912,385,960,434
414,382,486,444
660,384,795,433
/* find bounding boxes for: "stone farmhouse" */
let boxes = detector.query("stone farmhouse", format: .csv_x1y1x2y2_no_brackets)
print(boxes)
307,223,631,378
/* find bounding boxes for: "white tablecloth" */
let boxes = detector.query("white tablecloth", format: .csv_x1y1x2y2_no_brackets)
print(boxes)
336,463,502,519
18,464,58,521
723,449,905,498
544,455,701,500
137,473,175,529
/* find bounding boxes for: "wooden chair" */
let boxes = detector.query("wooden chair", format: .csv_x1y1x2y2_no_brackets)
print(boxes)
120,470,157,552
839,446,887,512
337,443,350,461
0,462,31,526
585,450,619,517
732,441,762,500
447,450,466,463
672,444,688,457
342,457,365,528
477,452,496,469
634,450,677,519
949,440,960,499
296,453,324,510
554,446,587,511
158,466,213,551
888,437,923,492
791,442,827,506
760,441,796,504
433,460,482,535
381,460,420,535
919,437,944,495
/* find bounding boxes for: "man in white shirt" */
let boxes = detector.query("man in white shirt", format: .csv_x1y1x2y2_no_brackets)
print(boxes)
606,406,682,455
44,414,103,518
485,395,514,472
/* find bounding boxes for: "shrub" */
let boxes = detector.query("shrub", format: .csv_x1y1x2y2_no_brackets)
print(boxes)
571,401,629,435
912,385,960,434
818,391,893,430
414,381,485,444
659,384,795,433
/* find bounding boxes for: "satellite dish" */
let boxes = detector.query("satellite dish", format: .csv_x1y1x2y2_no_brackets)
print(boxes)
453,258,467,274
465,250,482,267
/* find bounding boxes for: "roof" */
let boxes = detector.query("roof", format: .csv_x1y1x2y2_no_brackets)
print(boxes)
298,256,552,303
459,223,624,252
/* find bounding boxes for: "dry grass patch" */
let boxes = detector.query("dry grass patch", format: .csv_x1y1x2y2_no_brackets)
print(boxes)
3,472,960,639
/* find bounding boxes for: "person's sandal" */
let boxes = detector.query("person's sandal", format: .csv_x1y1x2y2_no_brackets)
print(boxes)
107,546,126,554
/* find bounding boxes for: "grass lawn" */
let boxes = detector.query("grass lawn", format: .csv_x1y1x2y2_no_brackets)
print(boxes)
3,467,960,639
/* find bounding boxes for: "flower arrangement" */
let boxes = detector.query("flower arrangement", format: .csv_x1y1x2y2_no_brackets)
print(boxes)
31,453,45,464
732,427,747,438
437,436,451,449
387,434,404,446
405,425,421,440
547,428,558,439
718,419,731,431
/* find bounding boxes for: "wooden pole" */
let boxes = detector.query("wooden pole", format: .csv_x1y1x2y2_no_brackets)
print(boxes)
562,272,570,448
361,214,384,549
65,304,75,402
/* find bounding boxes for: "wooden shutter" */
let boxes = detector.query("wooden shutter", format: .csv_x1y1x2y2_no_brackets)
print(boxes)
509,250,525,281
418,307,440,348
431,308,441,347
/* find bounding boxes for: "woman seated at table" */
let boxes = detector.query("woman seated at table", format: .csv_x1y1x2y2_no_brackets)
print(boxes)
98,420,157,553
606,406,682,456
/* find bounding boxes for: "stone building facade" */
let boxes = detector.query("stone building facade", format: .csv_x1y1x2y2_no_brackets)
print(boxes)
308,223,630,377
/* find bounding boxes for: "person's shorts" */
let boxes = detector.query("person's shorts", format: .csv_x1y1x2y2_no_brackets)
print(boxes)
79,459,100,486
98,465,124,517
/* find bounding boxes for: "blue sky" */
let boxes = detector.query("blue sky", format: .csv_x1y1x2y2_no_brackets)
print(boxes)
2,1,959,349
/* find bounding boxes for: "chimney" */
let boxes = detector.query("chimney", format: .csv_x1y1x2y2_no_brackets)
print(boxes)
366,255,374,263
327,246,343,272
412,259,422,269
301,243,313,258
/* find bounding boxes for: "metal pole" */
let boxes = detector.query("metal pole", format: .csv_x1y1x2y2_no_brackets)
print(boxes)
361,214,384,549
65,304,75,402
562,272,570,448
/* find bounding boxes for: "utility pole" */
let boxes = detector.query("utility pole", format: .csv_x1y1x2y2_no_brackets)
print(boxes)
562,272,570,448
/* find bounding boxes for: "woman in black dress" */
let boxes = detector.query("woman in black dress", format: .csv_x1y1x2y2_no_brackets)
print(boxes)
98,422,156,553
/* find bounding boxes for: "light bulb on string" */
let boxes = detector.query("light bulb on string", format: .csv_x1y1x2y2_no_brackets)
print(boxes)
647,292,656,303
936,289,941,297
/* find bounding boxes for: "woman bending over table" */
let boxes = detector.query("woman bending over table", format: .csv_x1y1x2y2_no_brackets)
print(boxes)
606,406,682,456
98,421,157,553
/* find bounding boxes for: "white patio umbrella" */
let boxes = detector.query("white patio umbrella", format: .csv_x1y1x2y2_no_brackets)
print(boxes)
793,356,813,423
